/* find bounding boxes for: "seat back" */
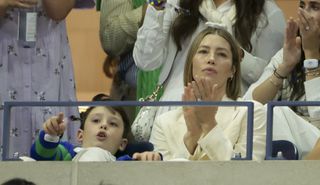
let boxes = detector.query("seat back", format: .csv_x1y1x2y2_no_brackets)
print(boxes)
272,140,299,160
115,142,154,158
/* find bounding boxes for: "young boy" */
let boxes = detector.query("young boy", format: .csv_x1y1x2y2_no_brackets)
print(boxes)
30,104,161,161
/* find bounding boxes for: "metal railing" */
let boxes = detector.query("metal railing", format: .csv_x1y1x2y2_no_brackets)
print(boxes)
265,101,320,160
2,101,254,160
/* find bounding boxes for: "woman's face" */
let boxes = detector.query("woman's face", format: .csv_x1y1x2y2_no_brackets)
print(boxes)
192,34,234,89
300,0,320,24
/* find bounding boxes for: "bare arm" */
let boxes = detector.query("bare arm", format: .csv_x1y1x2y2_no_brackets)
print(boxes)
42,0,75,21
305,139,320,160
252,18,301,104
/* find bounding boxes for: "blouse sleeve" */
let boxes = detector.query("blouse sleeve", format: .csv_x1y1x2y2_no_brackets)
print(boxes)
241,2,286,87
133,2,177,70
243,49,283,100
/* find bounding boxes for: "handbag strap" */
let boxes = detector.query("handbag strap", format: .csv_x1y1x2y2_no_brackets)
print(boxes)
141,85,163,101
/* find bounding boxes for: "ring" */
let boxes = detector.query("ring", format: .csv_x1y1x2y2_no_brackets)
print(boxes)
305,26,310,31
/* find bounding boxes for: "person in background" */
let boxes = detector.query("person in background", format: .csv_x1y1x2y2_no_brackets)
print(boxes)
2,178,36,185
244,0,320,129
0,0,95,159
150,26,266,161
133,0,285,117
99,0,163,124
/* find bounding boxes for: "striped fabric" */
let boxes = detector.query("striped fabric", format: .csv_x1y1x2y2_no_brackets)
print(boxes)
119,51,137,88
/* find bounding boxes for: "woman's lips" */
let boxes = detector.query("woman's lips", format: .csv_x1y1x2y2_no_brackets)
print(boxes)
202,67,217,75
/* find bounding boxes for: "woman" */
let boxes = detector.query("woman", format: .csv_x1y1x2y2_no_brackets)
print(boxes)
244,0,320,128
0,0,94,158
133,0,285,116
149,27,266,161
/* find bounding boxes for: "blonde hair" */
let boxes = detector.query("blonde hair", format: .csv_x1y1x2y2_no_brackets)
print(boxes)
183,27,242,100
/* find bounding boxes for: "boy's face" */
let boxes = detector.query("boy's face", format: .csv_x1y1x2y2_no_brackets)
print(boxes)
77,106,128,155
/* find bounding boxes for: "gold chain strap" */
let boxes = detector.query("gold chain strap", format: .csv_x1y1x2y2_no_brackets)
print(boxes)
139,85,163,102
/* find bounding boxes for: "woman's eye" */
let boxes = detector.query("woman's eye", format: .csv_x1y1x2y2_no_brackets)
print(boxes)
217,52,227,57
197,49,208,54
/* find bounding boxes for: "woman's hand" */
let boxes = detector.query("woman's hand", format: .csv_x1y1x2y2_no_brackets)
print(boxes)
182,83,203,154
298,8,320,59
280,18,302,76
43,112,66,136
190,76,218,132
0,0,37,9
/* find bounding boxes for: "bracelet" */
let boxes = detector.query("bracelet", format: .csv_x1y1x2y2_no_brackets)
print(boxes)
305,71,320,77
268,78,282,88
273,69,287,79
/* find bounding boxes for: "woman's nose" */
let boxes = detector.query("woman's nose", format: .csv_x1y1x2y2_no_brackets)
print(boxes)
207,54,215,64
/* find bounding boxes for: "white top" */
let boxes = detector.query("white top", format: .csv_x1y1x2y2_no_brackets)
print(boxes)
149,97,266,161
133,0,285,116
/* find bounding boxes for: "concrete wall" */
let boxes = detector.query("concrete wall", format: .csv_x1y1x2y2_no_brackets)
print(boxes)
1,161,320,185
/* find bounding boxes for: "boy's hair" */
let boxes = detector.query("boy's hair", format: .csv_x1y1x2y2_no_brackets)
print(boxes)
2,178,36,185
79,94,130,139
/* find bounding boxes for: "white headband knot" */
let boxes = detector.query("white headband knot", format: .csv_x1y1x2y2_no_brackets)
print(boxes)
205,22,228,31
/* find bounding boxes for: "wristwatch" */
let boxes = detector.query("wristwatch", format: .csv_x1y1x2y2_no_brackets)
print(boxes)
304,59,319,70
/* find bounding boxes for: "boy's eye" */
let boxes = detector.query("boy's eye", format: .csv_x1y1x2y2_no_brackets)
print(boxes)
92,118,101,123
109,121,118,127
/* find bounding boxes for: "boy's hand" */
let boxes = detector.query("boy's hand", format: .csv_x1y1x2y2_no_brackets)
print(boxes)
43,112,66,136
132,151,162,161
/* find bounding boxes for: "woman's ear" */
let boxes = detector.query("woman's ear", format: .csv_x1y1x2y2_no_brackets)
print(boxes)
77,129,84,144
118,138,128,151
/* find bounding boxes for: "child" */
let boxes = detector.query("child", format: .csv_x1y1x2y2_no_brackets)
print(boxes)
30,104,161,161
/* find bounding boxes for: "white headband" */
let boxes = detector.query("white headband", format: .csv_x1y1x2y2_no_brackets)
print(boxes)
205,22,228,31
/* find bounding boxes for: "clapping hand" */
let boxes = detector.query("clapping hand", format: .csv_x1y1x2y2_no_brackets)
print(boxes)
182,76,219,154
282,18,302,75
